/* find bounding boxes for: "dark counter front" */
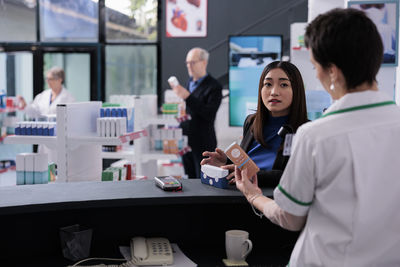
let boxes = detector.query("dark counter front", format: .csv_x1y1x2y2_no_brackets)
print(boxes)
0,180,298,266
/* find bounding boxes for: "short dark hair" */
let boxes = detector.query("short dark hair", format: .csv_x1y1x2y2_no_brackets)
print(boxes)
252,61,308,148
305,8,383,89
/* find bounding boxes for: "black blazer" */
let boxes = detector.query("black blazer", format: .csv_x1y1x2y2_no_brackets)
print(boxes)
239,115,289,188
180,75,222,155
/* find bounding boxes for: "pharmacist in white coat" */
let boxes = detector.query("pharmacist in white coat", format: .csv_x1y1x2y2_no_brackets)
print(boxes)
19,66,75,118
235,8,400,266
18,67,75,160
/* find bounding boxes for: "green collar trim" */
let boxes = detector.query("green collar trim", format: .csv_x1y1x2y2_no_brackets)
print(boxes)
278,184,312,206
321,101,396,118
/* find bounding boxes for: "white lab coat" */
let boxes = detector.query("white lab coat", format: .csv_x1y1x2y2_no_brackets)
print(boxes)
24,87,75,162
24,87,75,118
274,90,400,266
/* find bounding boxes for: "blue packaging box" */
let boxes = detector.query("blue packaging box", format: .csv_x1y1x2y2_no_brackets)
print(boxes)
15,126,21,135
34,171,48,184
16,171,25,185
25,171,34,185
200,164,229,189
125,108,134,133
105,108,111,117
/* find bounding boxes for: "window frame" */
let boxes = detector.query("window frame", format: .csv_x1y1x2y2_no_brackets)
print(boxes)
0,0,162,103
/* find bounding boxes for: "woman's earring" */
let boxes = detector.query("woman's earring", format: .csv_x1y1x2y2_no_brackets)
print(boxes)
330,83,335,91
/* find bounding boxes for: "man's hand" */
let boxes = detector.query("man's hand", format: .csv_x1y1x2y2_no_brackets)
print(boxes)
172,85,190,100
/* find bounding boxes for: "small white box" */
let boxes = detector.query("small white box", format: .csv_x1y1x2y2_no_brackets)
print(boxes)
105,118,111,137
119,117,126,135
16,153,26,172
24,153,35,172
174,128,182,140
161,128,168,140
167,129,174,140
115,118,121,137
101,118,106,137
34,153,48,172
97,118,102,137
110,118,116,137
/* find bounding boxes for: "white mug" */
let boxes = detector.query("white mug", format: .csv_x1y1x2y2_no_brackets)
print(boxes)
225,230,253,262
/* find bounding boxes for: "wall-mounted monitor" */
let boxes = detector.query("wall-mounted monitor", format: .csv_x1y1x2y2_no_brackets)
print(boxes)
229,35,283,127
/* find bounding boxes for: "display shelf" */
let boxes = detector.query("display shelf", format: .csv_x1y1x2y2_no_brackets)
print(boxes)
146,116,179,126
69,135,124,146
0,107,18,113
145,114,191,126
292,46,308,51
3,135,57,149
142,151,178,161
68,130,148,146
143,146,191,161
101,149,135,159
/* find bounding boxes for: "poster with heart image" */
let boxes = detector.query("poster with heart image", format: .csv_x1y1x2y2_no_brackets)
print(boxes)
166,0,207,37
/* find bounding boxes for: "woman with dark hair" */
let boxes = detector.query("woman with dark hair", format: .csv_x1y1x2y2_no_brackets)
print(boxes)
201,61,308,187
235,8,400,266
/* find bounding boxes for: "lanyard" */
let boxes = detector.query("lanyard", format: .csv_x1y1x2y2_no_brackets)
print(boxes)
320,101,396,118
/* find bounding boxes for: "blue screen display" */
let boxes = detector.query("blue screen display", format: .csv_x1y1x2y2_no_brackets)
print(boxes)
229,35,282,127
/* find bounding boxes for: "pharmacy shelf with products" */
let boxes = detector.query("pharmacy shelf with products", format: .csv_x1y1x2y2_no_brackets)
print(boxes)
3,101,153,184
0,95,22,143
0,94,34,183
2,95,191,185
105,94,191,179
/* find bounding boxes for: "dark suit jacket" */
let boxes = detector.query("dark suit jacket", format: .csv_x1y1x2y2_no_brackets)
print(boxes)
239,115,289,188
180,74,222,155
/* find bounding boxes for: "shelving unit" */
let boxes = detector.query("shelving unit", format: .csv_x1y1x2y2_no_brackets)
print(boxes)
4,98,190,182
4,102,153,182
4,135,57,149
102,96,190,178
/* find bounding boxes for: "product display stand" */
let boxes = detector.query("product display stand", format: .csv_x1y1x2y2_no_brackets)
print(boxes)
103,96,190,178
4,102,148,182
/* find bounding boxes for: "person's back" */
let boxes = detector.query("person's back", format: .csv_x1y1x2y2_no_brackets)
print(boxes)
289,90,400,266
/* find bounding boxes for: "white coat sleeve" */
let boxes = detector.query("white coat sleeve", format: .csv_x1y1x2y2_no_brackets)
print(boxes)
24,92,46,118
273,125,316,216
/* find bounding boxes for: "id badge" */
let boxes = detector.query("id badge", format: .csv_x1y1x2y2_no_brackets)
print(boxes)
283,134,295,156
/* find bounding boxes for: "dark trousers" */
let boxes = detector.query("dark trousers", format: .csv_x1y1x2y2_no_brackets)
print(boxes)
182,151,202,179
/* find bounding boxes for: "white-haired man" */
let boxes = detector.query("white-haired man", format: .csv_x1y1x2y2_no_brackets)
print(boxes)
169,47,222,178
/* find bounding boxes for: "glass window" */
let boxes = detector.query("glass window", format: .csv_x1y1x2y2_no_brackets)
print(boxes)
0,0,36,42
105,45,157,100
39,0,98,42
105,0,158,42
44,53,90,102
0,52,33,101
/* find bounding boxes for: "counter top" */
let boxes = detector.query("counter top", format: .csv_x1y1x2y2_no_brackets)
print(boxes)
0,179,274,215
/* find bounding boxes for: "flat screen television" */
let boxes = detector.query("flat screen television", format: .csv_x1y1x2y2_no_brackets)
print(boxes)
229,35,283,127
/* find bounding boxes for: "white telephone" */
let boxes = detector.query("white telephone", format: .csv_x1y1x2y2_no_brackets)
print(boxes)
129,237,173,266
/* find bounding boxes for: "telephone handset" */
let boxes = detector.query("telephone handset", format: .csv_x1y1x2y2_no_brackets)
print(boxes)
130,237,173,266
